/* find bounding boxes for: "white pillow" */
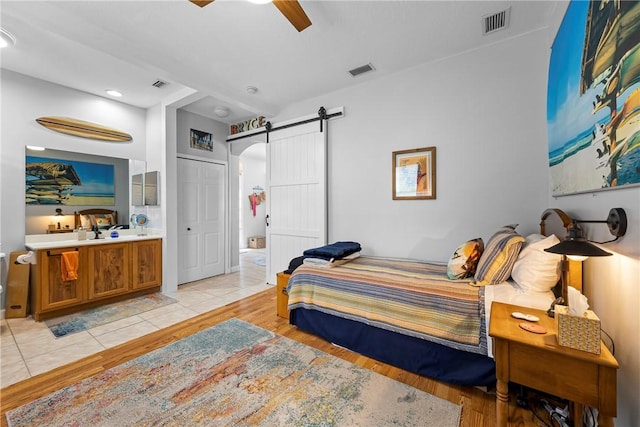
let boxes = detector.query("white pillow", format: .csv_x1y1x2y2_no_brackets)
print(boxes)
511,234,562,293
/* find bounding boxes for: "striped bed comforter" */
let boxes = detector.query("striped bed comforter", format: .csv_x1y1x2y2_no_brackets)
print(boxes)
287,256,488,355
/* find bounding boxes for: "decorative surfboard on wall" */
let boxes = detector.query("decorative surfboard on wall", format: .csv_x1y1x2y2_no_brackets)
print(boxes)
35,116,132,142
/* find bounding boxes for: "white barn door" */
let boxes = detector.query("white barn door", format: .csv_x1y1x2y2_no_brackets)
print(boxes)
177,157,225,284
266,121,327,284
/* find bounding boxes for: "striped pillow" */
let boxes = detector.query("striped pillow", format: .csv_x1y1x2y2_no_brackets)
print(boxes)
473,225,524,285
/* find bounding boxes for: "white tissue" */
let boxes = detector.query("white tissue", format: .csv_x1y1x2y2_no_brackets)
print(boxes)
16,251,35,265
568,286,590,316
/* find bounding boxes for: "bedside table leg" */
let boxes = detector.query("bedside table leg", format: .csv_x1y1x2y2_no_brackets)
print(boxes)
597,414,614,427
496,379,508,427
572,402,584,427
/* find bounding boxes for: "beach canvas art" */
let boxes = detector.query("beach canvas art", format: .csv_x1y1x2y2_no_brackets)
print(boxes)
26,156,115,205
547,1,640,196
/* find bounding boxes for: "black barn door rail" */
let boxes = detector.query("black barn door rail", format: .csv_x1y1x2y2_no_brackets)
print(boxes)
227,107,343,143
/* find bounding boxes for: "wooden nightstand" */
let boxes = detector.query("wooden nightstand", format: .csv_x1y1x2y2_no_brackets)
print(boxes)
276,272,290,319
489,302,618,427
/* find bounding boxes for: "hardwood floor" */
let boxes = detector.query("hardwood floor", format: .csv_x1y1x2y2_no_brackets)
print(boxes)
0,288,541,426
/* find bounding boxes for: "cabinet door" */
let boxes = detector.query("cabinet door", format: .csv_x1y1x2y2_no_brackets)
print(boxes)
131,239,162,290
39,248,84,311
86,243,130,300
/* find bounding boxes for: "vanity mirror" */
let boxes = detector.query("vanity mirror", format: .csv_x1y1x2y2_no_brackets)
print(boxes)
132,173,143,206
25,147,146,235
131,171,159,206
144,171,159,206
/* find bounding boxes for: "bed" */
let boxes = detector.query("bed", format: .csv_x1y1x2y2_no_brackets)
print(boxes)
74,208,118,230
286,209,580,386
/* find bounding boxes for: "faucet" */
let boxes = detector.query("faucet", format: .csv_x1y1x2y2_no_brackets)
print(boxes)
92,225,102,240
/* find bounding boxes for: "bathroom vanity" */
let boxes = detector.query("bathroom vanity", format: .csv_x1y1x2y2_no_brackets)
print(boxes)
26,233,162,321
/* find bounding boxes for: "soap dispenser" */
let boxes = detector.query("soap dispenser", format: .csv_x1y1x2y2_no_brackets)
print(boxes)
77,227,87,240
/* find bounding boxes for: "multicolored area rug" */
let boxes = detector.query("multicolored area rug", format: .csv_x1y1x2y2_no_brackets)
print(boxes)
7,318,461,426
45,293,177,338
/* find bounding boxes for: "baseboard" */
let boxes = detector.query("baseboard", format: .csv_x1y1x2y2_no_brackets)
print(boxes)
230,265,240,273
0,308,5,320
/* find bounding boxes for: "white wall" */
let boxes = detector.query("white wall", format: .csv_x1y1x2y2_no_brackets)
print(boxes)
239,143,266,248
1,70,147,308
274,30,551,261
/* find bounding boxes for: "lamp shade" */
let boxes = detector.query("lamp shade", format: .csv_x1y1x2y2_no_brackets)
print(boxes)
544,221,612,257
544,239,612,257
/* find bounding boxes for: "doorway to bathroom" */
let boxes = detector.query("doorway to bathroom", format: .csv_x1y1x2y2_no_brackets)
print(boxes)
239,143,267,261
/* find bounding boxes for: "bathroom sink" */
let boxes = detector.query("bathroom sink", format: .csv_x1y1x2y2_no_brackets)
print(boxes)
25,233,161,250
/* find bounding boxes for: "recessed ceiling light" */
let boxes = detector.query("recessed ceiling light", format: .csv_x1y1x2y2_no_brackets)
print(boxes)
214,106,230,118
0,28,16,48
246,86,258,95
105,89,123,97
26,146,46,151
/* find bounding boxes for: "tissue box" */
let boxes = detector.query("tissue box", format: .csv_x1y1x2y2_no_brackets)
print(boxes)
555,305,601,354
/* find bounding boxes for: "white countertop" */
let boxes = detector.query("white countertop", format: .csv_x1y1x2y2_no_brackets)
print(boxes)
25,229,162,251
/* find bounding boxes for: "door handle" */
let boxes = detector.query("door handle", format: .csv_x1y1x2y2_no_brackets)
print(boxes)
265,215,270,227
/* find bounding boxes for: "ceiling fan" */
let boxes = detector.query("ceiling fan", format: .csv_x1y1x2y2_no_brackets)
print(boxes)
189,0,312,32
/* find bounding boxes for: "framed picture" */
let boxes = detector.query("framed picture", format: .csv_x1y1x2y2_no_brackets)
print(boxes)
392,146,436,200
190,128,213,151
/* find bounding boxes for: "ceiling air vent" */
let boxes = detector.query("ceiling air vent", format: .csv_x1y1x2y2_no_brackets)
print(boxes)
152,79,168,88
483,7,510,35
348,63,375,77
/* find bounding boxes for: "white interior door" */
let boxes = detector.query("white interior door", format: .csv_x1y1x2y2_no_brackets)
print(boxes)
177,157,225,284
266,121,327,284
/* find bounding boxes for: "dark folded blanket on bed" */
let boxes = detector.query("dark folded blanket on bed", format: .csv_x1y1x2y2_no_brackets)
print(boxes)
302,241,362,260
285,256,306,274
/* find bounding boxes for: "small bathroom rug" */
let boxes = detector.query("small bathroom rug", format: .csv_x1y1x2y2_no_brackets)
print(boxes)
45,293,177,338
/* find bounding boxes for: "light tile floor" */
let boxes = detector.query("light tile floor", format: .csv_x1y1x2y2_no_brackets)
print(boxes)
0,249,270,388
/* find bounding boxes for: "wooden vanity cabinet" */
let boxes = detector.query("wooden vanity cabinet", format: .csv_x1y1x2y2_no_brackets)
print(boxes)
34,247,85,313
30,239,162,321
86,242,130,300
131,238,162,290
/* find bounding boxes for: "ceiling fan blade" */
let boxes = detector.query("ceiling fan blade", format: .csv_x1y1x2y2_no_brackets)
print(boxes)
189,0,214,8
273,0,312,32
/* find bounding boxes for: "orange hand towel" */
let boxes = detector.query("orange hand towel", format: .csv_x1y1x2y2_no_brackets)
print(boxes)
61,251,79,281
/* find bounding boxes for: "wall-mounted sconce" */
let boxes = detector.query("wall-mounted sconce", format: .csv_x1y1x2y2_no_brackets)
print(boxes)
544,208,627,307
54,208,65,229
545,208,626,259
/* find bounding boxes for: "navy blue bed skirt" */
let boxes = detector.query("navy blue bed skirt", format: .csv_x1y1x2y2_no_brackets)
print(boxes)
290,308,496,387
